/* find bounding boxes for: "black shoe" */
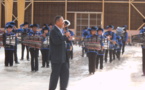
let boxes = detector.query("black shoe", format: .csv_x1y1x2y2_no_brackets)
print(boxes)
20,59,23,60
15,62,20,64
41,66,45,68
142,74,145,76
47,65,49,68
5,65,8,67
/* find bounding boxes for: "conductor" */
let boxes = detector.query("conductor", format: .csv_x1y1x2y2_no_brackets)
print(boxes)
49,16,71,90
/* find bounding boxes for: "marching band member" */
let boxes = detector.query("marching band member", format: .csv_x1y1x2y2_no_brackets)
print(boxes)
29,24,42,72
20,22,30,61
6,21,19,64
122,25,128,54
41,27,50,68
103,25,116,63
3,24,17,66
63,20,74,60
85,26,100,74
96,28,104,70
81,27,90,57
140,26,145,76
114,33,123,60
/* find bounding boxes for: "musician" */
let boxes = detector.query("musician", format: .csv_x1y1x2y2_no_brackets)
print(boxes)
103,25,116,63
85,26,99,74
6,21,19,64
140,26,145,76
122,25,128,54
3,24,17,67
29,24,42,72
20,22,30,61
114,33,123,60
81,27,90,57
63,20,74,60
96,28,104,70
41,27,50,68
49,23,53,31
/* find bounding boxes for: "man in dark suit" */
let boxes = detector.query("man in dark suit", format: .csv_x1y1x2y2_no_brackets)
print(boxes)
49,16,71,90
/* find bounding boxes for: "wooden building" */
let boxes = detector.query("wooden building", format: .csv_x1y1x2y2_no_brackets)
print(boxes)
0,0,145,36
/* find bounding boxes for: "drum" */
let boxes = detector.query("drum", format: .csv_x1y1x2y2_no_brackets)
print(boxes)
84,35,101,50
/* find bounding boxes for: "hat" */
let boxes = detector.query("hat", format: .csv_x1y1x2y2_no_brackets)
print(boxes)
30,24,33,28
97,28,104,32
106,25,114,29
23,22,29,26
6,21,15,26
90,26,98,31
31,24,39,28
5,24,13,28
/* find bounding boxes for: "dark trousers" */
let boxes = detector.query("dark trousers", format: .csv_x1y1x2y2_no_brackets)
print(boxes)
122,41,126,54
96,55,103,69
142,48,145,75
115,51,121,60
67,50,73,60
21,44,29,60
5,50,14,66
41,49,49,67
82,47,85,57
29,48,39,71
13,46,18,63
113,50,116,60
105,49,113,63
49,62,69,90
87,52,97,74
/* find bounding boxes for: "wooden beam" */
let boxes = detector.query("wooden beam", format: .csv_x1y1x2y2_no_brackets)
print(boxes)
65,0,67,19
0,0,2,27
5,0,14,24
102,0,105,28
17,0,25,28
137,23,145,31
128,0,131,30
131,3,145,19
2,2,17,22
31,0,34,24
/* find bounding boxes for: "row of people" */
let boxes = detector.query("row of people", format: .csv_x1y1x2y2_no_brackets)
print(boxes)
2,21,74,72
82,25,128,74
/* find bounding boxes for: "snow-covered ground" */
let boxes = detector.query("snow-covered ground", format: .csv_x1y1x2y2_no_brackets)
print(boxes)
0,45,145,90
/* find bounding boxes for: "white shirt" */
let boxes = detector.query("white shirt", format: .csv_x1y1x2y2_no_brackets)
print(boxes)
55,25,64,35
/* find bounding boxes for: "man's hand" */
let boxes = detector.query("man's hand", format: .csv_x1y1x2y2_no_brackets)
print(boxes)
65,32,70,37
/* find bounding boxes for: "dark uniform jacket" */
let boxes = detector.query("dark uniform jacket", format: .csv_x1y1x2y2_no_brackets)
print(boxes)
49,26,68,63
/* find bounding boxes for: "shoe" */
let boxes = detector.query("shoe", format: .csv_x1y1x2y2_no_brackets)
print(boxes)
20,59,23,60
16,62,20,64
47,65,49,68
142,74,145,76
41,66,45,68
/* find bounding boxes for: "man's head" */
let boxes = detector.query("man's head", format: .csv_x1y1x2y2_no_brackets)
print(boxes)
6,25,13,32
32,24,39,32
54,16,64,28
49,23,53,30
97,28,103,35
42,27,49,34
107,25,114,31
90,27,98,35
23,22,29,28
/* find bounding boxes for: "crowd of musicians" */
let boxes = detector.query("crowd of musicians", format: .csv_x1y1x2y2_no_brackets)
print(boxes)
81,25,128,74
0,20,74,72
2,19,145,76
